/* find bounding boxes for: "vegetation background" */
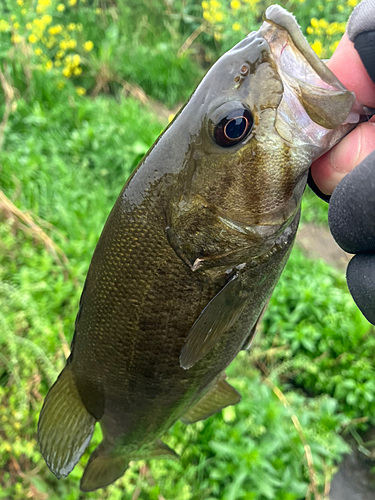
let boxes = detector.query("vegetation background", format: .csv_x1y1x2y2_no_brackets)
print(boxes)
0,0,374,499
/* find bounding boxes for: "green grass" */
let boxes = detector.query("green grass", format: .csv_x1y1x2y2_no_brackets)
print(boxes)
0,1,372,499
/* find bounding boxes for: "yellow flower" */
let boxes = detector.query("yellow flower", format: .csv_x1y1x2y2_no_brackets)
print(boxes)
83,40,94,52
42,14,52,24
45,60,53,70
54,60,62,67
17,0,24,5
59,40,68,50
202,1,209,8
62,66,72,77
337,4,344,11
327,21,346,34
34,47,43,55
36,0,51,14
74,66,82,75
311,40,323,57
232,22,241,31
28,34,38,43
203,10,212,21
231,0,241,9
215,12,223,22
310,17,319,28
10,15,17,21
319,18,328,28
57,3,65,11
210,0,220,7
68,39,77,49
67,23,76,31
26,22,32,29
95,8,102,14
69,0,77,5
347,0,358,6
0,19,10,32
76,86,86,95
306,26,313,34
56,50,65,58
214,31,222,41
48,25,62,35
21,8,27,15
72,54,80,65
13,22,20,30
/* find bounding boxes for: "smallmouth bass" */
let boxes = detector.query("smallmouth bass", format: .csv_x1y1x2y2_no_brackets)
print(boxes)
38,6,361,492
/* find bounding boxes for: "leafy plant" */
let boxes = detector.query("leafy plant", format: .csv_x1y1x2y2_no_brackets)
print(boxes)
0,1,372,499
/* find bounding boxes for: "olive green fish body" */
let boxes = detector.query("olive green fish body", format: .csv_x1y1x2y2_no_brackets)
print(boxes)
70,159,297,446
38,5,361,492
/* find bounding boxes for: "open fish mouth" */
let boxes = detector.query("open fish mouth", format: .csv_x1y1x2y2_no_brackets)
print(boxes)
258,5,361,151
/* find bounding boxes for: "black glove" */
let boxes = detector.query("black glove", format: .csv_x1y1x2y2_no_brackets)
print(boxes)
310,0,375,324
329,150,375,324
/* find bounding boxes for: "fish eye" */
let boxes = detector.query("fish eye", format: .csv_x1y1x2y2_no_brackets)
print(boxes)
210,105,253,148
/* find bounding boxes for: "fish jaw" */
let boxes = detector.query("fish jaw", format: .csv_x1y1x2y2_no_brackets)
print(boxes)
260,5,358,159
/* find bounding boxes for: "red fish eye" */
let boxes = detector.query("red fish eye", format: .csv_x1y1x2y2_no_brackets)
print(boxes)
213,108,253,147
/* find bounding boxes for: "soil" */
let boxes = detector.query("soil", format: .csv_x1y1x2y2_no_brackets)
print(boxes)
296,223,352,271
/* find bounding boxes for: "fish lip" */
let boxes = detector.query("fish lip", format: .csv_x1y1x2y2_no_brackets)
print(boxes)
261,5,348,91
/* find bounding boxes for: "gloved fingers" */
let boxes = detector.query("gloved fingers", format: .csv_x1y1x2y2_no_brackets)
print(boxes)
348,0,375,84
347,253,375,324
328,149,375,254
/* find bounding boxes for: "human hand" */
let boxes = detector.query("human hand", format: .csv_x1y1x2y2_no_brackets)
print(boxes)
309,0,375,324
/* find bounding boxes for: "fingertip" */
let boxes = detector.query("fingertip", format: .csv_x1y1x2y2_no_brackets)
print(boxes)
327,34,375,108
310,151,337,196
311,122,375,195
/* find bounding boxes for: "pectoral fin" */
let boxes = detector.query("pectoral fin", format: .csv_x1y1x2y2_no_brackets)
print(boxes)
181,373,241,424
38,365,96,479
180,274,248,370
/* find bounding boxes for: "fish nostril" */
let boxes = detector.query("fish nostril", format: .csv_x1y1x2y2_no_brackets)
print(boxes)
240,64,249,76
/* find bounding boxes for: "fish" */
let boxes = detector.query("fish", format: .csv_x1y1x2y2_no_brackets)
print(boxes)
38,5,361,492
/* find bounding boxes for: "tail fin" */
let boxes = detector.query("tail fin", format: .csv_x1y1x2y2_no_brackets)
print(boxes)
80,444,128,492
38,365,96,478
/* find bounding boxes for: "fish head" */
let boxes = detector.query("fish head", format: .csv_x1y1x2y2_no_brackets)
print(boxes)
169,5,358,244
